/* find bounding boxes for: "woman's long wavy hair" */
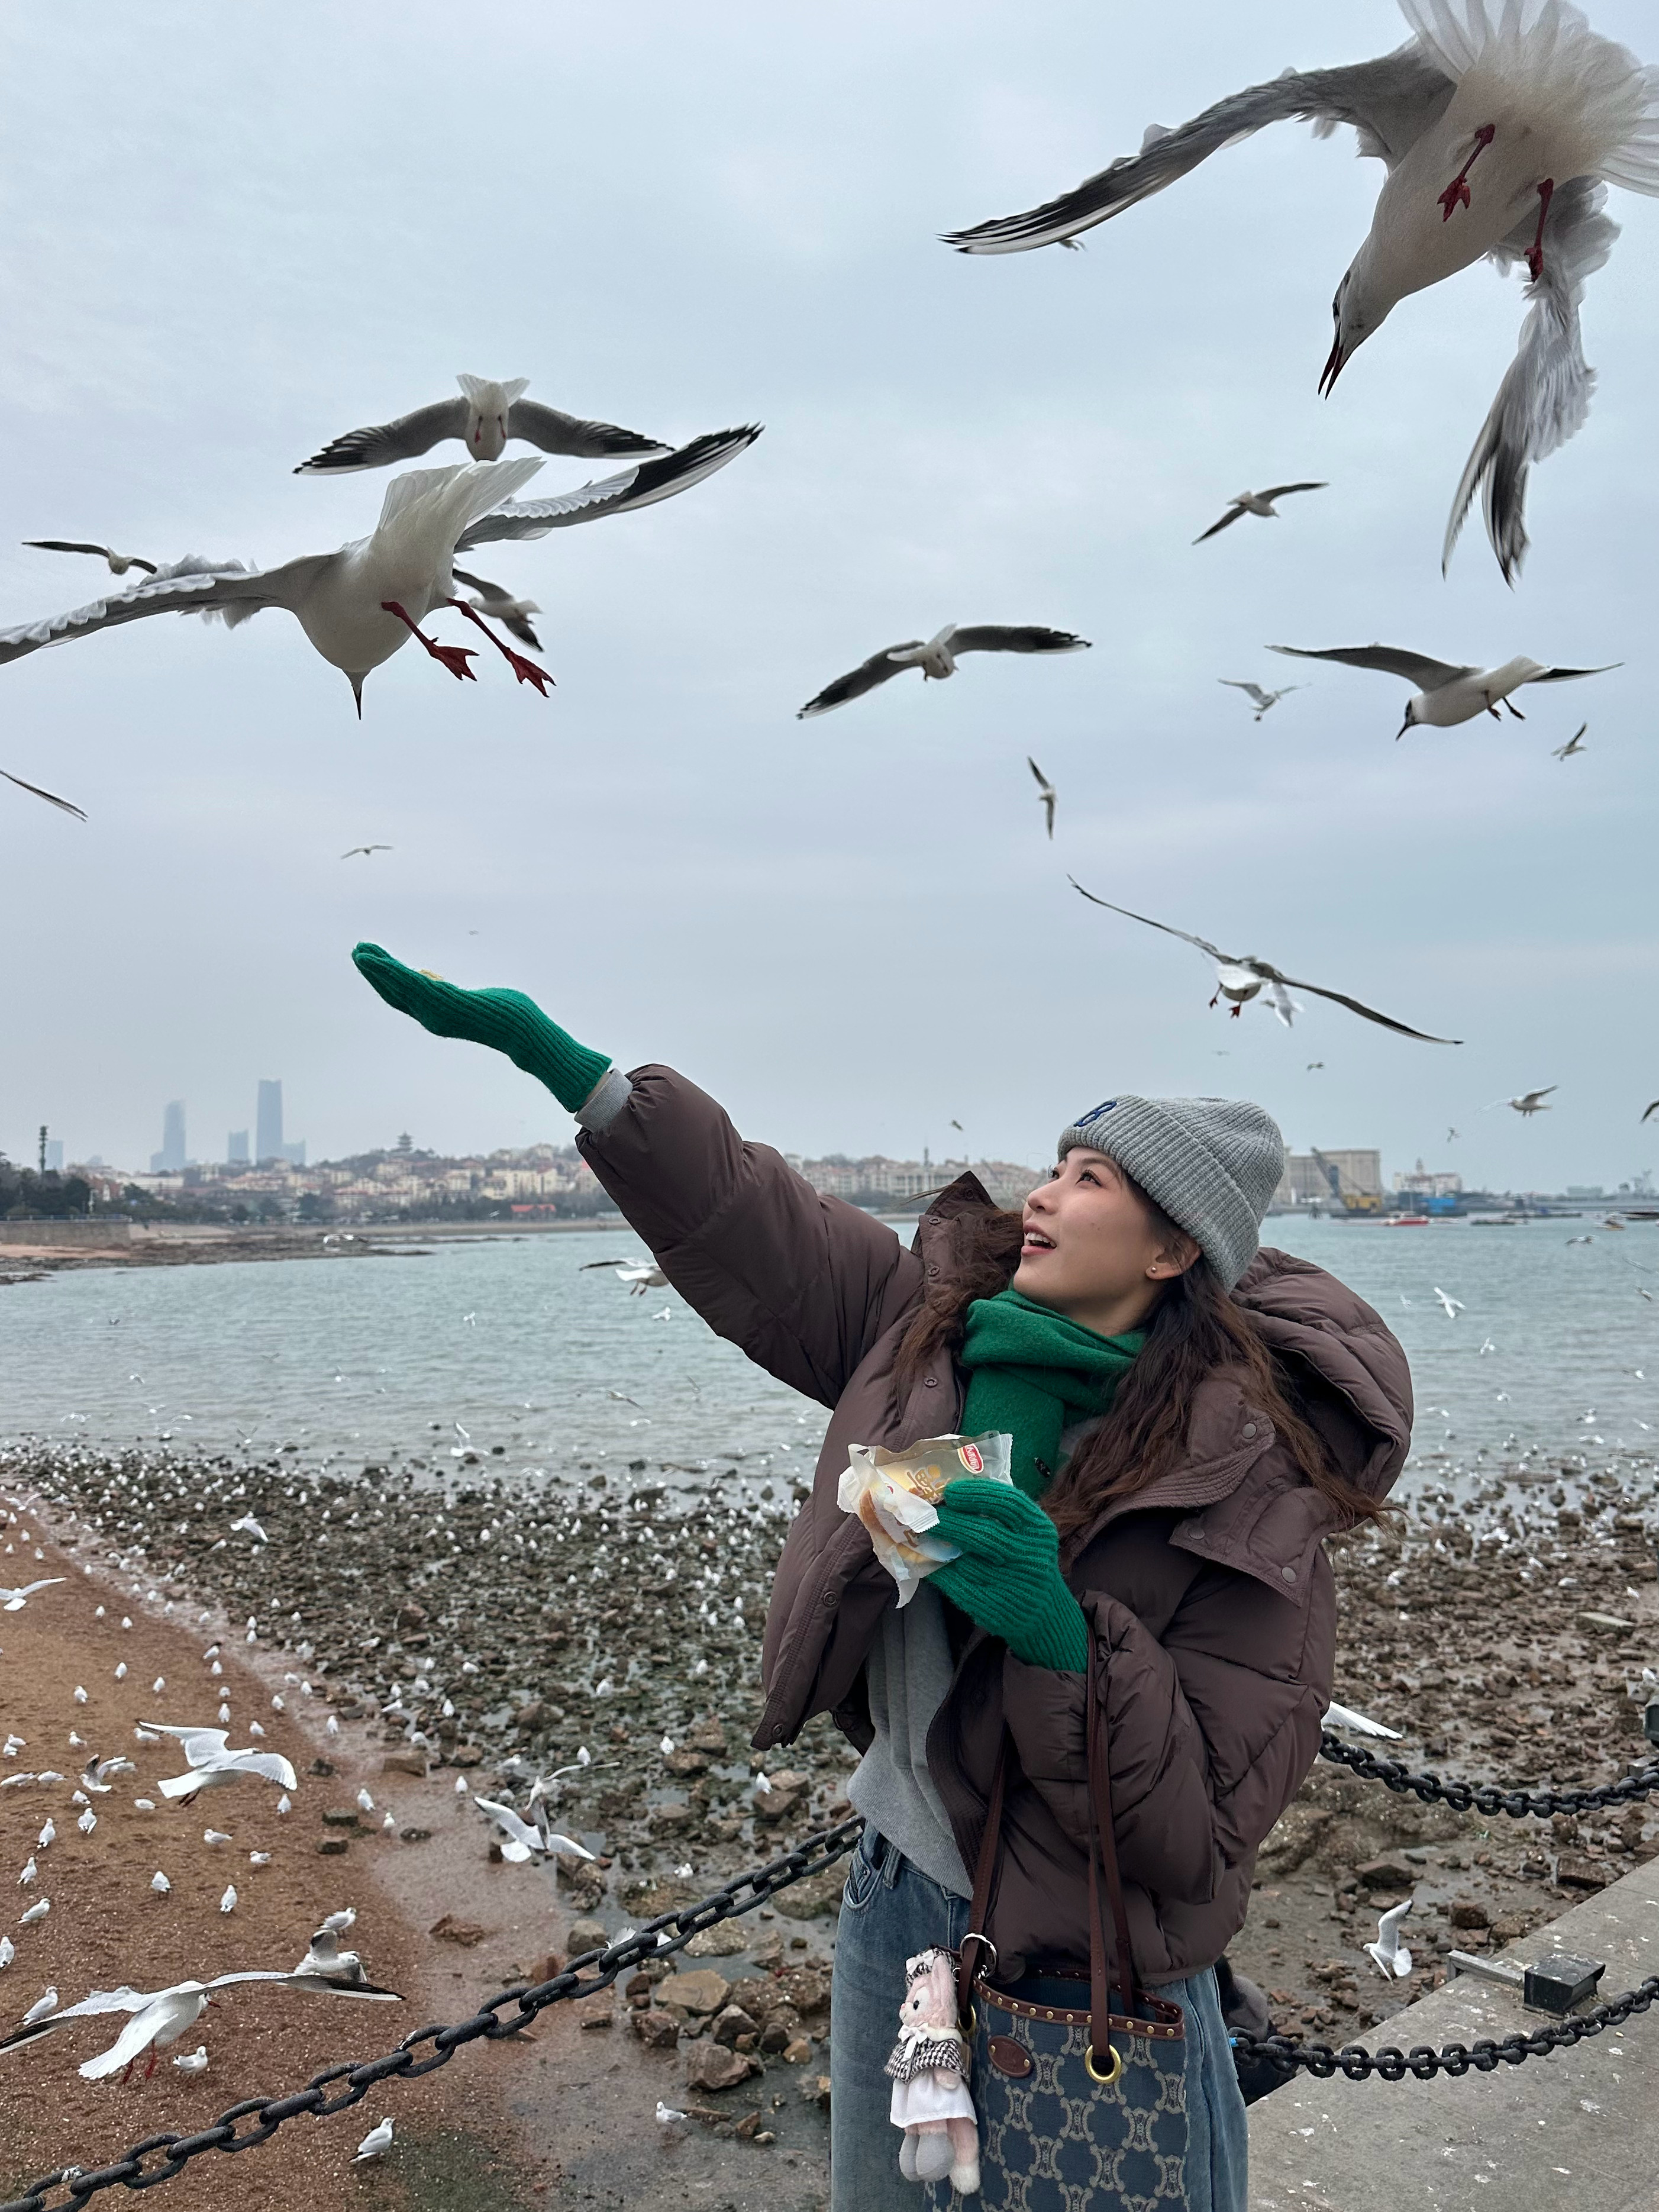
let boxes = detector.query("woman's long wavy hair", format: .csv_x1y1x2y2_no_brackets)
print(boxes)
893,1188,1388,1541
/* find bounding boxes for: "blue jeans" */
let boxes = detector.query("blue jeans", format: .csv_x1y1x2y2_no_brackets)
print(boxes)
830,1827,1247,2212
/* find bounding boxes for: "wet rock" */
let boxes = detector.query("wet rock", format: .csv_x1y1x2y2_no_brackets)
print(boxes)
712,2004,760,2048
774,1963,831,2015
632,2008,680,2048
753,1768,810,1822
798,2072,832,2111
381,1749,428,1776
317,1837,350,1856
1450,1900,1490,1929
684,2042,760,2093
1355,1855,1415,1889
774,1871,844,1919
399,1826,431,1843
566,1916,608,1954
685,1921,750,1958
1555,1854,1608,1890
430,1914,489,1946
657,1968,731,2017
782,2036,813,2064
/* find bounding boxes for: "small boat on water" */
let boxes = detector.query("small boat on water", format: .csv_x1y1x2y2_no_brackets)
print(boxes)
1388,1215,1429,1228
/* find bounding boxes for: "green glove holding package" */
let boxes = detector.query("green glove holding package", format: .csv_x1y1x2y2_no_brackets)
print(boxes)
352,941,609,1113
931,1481,1090,1673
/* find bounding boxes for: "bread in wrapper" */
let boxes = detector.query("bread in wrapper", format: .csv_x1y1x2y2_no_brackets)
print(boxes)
836,1431,1013,1606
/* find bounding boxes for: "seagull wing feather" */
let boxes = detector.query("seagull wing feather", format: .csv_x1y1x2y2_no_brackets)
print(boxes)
1267,643,1469,689
798,644,921,718
1268,965,1462,1043
949,625,1090,656
1068,879,1232,966
0,560,321,668
1193,506,1248,543
1442,178,1619,581
1,769,86,820
294,398,469,474
456,427,761,548
505,398,668,460
943,49,1454,251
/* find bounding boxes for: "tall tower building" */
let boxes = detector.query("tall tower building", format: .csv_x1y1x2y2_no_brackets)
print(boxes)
256,1080,283,1166
227,1130,250,1166
151,1099,186,1173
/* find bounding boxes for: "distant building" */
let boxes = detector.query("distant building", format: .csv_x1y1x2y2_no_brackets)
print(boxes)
150,1099,187,1174
1274,1148,1383,1207
227,1130,250,1165
1394,1160,1463,1198
256,1080,284,1166
43,1139,64,1173
1566,1185,1605,1199
786,1153,1044,1210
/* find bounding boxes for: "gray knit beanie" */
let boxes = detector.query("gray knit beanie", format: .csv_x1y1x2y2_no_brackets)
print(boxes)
1055,1094,1284,1289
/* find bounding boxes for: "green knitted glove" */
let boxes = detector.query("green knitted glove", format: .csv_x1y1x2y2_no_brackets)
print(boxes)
352,941,611,1116
930,1481,1089,1672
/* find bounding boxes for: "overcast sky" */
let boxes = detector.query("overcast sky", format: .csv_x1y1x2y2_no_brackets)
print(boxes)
1,0,1655,1194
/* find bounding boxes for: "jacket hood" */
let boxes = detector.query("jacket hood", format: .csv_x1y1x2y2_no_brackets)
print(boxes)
1233,1244,1412,1504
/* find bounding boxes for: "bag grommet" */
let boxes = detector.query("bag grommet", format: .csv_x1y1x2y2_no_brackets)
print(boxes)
1085,2043,1124,2087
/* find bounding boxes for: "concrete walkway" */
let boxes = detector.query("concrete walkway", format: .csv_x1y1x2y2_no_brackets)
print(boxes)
1248,1853,1659,2212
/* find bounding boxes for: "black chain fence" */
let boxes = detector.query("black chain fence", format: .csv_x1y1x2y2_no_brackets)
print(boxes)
8,1734,1659,2207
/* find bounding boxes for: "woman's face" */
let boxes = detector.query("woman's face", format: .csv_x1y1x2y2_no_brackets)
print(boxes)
1012,1147,1197,1334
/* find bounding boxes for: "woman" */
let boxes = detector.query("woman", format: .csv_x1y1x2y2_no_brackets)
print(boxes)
352,943,1411,2211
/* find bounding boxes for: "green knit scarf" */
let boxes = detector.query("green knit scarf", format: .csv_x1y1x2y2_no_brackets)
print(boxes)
958,1288,1144,1499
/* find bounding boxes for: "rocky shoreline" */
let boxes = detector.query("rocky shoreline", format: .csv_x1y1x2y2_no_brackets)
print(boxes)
7,1432,1659,2069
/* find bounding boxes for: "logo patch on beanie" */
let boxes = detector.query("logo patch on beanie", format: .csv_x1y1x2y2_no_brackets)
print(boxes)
1077,1099,1117,1123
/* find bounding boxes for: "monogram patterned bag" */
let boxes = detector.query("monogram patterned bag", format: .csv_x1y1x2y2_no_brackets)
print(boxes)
932,1662,1190,2209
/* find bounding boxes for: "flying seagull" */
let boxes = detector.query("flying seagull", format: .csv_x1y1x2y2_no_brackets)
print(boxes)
23,540,156,576
0,1580,65,1612
942,0,1659,581
1267,643,1615,736
450,567,541,650
1641,1099,1659,1123
798,624,1089,718
1490,1086,1557,1114
1069,878,1461,1041
295,374,667,474
1219,679,1302,722
340,844,392,859
1323,1701,1402,1739
1553,721,1589,758
1027,756,1057,838
1194,484,1326,542
1,430,760,715
149,1726,298,1804
614,1263,668,1296
2,769,85,821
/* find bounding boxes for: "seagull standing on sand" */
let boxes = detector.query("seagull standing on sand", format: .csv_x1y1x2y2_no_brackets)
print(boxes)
1194,484,1326,541
1027,756,1057,838
295,375,667,473
0,430,760,715
1490,1085,1557,1114
1219,680,1302,723
1268,643,1615,734
1553,721,1589,757
1069,879,1461,1041
354,2119,395,2162
798,624,1089,718
944,0,1659,580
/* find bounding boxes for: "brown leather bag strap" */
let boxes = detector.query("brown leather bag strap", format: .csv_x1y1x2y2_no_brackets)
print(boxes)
1086,1640,1142,2045
956,1737,1009,2023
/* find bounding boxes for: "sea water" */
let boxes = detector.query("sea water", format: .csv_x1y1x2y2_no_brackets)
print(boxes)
1,1218,1656,1489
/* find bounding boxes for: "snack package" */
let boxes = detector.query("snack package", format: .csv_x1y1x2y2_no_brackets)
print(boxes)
837,1431,1014,1607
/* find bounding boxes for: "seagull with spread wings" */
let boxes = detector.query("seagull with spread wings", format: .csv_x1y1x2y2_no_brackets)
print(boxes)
1219,679,1302,722
0,431,759,715
1553,721,1589,757
1194,483,1327,542
1069,878,1461,1041
1641,1099,1659,1123
798,624,1089,718
1489,1086,1557,1114
450,567,542,650
295,373,667,474
943,0,1659,581
1268,642,1615,735
341,844,392,859
1027,756,1057,838
23,540,156,576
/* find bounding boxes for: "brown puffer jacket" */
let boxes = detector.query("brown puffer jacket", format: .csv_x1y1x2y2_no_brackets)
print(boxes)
579,1065,1412,1986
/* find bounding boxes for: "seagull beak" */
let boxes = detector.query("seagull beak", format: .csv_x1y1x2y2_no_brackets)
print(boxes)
1318,334,1347,399
348,673,364,720
1395,715,1410,741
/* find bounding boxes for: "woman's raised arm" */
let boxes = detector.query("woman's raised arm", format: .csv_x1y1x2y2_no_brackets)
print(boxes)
352,943,923,1405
